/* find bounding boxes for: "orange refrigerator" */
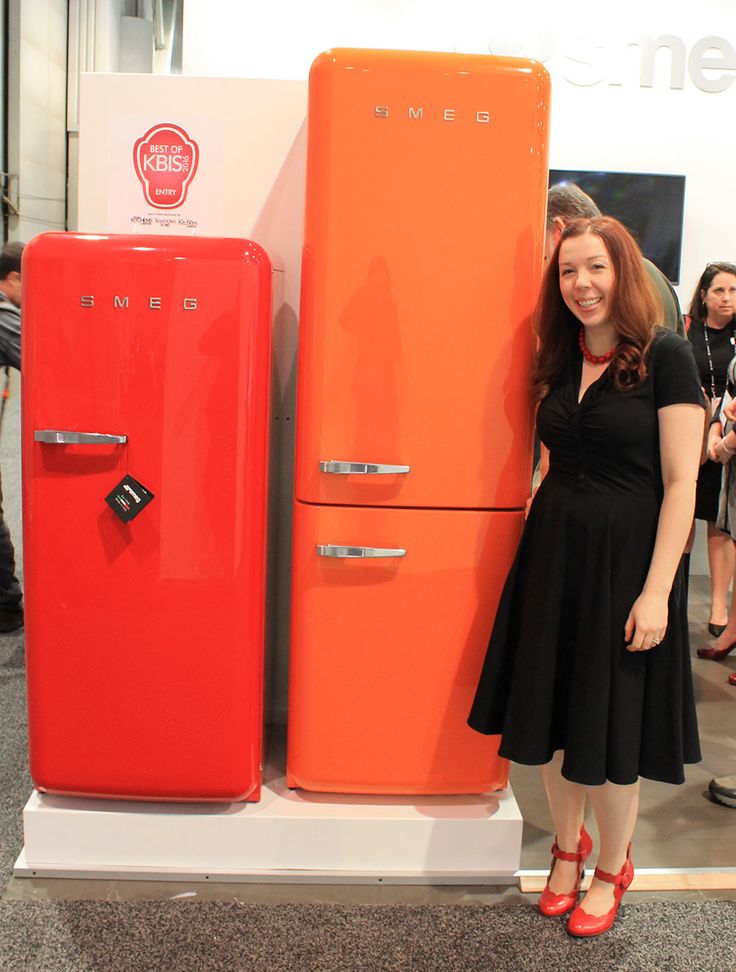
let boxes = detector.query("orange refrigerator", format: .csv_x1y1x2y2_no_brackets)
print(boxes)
287,49,550,794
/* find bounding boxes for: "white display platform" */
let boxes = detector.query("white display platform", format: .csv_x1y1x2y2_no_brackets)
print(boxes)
14,766,522,884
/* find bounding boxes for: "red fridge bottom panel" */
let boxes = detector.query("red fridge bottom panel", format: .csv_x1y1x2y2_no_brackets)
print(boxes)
24,464,265,802
26,580,263,803
287,502,523,794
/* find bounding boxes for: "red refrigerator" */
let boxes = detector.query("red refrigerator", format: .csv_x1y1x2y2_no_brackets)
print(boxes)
287,50,550,794
22,233,271,802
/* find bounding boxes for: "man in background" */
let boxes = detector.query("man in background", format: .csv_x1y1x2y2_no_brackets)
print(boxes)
0,242,24,632
545,182,685,337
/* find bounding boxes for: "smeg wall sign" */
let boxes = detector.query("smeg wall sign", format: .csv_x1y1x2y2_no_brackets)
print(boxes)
486,33,736,92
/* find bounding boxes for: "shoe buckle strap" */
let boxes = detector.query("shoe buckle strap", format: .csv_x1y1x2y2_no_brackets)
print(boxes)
551,841,584,863
593,864,633,889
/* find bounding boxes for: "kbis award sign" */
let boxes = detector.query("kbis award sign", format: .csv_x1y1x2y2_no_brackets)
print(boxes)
133,123,200,209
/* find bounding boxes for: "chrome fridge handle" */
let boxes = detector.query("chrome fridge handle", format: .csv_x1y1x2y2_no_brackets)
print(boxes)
319,460,410,475
34,430,127,445
317,545,406,559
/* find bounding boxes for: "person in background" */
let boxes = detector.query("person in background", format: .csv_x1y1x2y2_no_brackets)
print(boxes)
469,217,704,938
699,356,736,669
699,379,736,809
0,242,24,633
545,183,685,337
685,263,736,637
708,774,736,808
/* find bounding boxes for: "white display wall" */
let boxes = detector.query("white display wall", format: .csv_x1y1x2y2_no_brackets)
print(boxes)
182,0,736,307
77,75,307,718
181,0,736,577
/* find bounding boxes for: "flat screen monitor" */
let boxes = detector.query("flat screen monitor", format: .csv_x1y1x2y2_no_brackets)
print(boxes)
549,169,686,284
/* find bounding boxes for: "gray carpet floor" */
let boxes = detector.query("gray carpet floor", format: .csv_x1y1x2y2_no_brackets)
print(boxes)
1,897,735,972
0,628,29,891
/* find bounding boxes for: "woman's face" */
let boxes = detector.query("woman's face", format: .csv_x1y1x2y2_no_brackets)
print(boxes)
558,233,616,332
702,272,736,326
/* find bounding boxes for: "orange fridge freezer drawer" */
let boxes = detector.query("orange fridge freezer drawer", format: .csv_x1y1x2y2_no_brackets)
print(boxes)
295,49,550,511
287,501,523,794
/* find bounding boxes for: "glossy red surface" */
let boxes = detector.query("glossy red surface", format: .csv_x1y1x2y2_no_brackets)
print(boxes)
289,50,550,794
22,233,271,801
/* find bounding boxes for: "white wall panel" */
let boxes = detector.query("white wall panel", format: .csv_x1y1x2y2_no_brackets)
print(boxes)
182,0,736,306
77,74,307,717
8,0,68,239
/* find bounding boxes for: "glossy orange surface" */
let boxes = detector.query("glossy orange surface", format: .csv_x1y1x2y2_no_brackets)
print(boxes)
295,48,550,510
22,233,272,801
287,502,523,793
289,51,550,794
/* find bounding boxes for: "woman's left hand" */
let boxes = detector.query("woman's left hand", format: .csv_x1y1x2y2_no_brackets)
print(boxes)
714,437,735,465
624,591,668,651
724,400,736,424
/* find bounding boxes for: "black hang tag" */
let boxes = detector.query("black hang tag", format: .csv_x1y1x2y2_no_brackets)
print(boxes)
105,475,155,523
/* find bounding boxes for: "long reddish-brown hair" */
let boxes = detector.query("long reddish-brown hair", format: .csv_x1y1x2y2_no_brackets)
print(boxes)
532,217,663,402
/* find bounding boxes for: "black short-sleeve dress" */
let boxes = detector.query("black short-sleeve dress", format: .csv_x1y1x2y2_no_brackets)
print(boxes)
468,329,704,786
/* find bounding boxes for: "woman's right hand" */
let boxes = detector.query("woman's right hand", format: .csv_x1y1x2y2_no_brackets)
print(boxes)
708,423,725,462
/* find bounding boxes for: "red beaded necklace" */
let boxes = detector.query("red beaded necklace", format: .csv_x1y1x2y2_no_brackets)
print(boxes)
578,327,617,364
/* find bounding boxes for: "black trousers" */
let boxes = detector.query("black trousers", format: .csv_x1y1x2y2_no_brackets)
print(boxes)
0,470,21,611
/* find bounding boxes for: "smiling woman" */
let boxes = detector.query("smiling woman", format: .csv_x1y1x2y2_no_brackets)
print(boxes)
533,217,663,401
558,234,617,351
469,216,706,938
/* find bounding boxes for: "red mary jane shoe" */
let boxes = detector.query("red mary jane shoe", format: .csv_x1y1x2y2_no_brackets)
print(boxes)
697,641,736,661
728,672,736,686
567,844,634,937
538,825,593,918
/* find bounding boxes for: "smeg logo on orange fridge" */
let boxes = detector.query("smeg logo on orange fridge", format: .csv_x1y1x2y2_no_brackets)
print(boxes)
374,106,491,123
79,295,199,310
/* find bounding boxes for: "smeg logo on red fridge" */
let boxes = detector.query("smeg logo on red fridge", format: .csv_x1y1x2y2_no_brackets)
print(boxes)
133,123,200,210
79,295,199,311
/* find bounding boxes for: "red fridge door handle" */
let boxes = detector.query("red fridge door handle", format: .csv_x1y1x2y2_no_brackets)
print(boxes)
34,430,127,445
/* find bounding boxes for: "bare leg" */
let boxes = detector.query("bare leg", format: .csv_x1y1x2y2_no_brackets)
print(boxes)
683,519,695,555
541,751,587,894
710,542,736,653
706,520,733,627
578,779,639,916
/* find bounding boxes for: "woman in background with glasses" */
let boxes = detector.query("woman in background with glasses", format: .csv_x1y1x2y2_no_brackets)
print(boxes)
701,350,736,670
685,262,736,636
